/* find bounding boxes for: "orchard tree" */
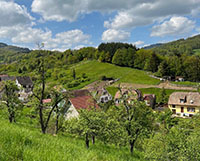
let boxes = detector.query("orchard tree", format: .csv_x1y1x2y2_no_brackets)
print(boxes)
117,87,154,154
2,81,22,123
32,44,67,134
67,108,107,148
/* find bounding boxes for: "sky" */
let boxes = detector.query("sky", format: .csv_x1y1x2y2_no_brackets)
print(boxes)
0,0,200,50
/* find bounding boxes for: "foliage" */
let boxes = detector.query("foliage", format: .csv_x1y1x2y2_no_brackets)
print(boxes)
0,118,143,161
144,115,200,161
1,80,22,123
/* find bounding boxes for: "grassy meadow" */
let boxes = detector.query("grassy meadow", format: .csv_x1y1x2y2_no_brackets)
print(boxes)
0,118,144,161
74,60,160,86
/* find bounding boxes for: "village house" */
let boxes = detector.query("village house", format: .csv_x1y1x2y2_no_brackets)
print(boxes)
16,76,33,101
66,89,98,119
175,76,184,82
168,92,200,117
86,81,112,103
94,88,112,103
143,94,156,109
114,89,143,105
0,75,15,82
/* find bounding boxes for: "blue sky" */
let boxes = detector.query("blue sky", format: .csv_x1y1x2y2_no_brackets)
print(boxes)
0,0,200,50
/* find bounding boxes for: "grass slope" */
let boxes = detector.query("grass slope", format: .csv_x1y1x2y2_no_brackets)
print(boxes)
74,60,160,86
0,119,143,161
140,88,195,103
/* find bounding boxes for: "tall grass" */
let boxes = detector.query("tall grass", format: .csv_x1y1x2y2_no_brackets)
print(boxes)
0,119,144,161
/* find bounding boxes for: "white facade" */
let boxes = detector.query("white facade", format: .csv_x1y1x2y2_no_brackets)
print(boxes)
65,104,79,120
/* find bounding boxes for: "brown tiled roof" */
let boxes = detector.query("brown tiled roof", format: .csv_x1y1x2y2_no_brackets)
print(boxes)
115,89,139,99
143,94,155,101
86,81,109,92
70,95,98,110
168,92,200,106
72,89,90,97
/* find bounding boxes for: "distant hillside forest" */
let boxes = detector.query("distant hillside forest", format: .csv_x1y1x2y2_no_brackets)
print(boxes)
1,34,200,83
0,43,30,64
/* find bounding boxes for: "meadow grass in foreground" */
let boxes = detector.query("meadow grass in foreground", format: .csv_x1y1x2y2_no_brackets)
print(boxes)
0,119,144,161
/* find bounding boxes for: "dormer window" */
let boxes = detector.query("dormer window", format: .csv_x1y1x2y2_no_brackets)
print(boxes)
180,99,185,103
190,100,194,104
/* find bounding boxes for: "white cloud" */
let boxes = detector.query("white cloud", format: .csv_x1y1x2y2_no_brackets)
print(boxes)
0,24,90,50
151,16,195,37
31,0,200,30
102,29,130,42
104,0,200,30
132,41,144,47
31,0,87,22
0,0,34,27
0,0,91,50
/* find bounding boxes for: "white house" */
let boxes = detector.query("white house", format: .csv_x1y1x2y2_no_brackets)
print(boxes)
16,76,33,101
65,90,99,119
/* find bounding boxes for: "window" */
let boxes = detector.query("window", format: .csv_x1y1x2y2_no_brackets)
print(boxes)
187,107,195,112
172,105,176,108
105,97,108,101
180,99,185,103
172,109,176,114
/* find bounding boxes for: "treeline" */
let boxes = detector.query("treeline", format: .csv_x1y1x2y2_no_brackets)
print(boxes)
1,41,200,82
151,34,200,56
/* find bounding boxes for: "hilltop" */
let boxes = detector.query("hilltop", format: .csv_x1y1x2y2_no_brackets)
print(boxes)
0,42,30,64
145,34,200,56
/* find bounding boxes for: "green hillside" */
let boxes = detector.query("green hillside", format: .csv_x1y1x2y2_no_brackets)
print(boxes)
74,60,160,85
0,119,143,161
150,34,200,56
0,42,30,64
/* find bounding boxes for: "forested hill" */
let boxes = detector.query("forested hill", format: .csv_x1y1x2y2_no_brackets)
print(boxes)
146,34,200,56
0,42,30,64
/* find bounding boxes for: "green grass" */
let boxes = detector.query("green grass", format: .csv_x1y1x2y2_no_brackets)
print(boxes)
140,88,195,102
193,49,200,56
106,86,119,97
171,81,199,86
74,60,160,87
0,119,144,161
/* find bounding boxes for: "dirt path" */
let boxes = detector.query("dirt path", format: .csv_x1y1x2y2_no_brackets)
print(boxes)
114,81,197,91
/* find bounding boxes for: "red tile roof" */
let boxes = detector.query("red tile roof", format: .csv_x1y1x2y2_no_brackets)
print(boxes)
42,99,52,103
70,96,98,110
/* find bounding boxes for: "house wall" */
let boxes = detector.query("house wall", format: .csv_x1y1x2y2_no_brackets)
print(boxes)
169,104,200,117
65,104,79,120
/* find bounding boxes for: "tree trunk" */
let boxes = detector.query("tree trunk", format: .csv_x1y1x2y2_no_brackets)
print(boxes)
86,133,89,149
55,114,60,134
92,135,95,144
130,140,136,154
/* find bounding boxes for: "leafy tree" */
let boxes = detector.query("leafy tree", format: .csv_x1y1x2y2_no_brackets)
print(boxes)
157,109,178,132
117,88,154,154
2,81,22,123
156,60,170,77
157,87,167,104
18,68,22,74
50,89,70,134
71,68,76,80
112,48,135,67
32,48,67,134
134,49,152,69
67,108,107,148
144,52,160,72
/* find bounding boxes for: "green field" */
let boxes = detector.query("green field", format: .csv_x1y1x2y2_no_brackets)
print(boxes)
0,119,143,161
171,81,199,86
193,49,200,56
74,60,160,86
139,88,195,102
